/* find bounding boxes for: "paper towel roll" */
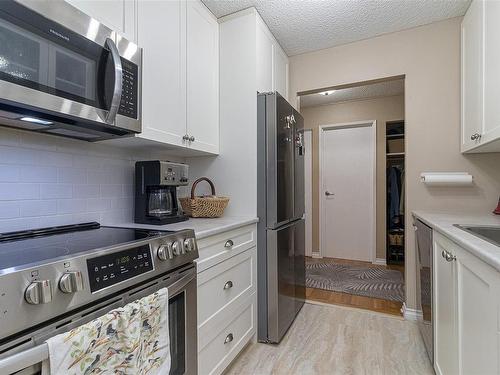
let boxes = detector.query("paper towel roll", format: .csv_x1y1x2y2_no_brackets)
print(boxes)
420,173,473,186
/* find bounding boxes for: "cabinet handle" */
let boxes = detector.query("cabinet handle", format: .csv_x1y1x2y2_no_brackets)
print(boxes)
442,250,456,262
224,239,234,248
470,133,481,141
224,333,234,344
223,280,233,290
189,136,195,142
182,134,190,141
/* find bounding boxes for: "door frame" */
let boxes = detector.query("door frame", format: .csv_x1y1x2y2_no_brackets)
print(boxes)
318,120,377,262
304,129,313,257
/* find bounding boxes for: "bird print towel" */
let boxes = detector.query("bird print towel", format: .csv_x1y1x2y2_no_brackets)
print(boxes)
44,288,170,375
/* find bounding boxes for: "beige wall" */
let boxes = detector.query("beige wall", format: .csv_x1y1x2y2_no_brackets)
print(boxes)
302,95,405,260
290,17,500,310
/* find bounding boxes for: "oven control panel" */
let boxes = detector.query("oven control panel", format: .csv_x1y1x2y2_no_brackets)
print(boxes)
118,58,138,119
86,245,153,293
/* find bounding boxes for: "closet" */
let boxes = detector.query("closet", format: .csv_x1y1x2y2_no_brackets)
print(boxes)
386,121,405,264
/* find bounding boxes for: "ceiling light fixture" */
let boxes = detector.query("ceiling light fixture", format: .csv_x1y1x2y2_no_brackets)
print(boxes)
319,90,336,96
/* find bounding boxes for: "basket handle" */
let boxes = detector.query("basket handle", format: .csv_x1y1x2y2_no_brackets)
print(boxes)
191,177,216,199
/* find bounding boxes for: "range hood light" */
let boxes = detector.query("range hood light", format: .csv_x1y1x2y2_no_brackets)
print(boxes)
19,117,53,126
319,90,336,96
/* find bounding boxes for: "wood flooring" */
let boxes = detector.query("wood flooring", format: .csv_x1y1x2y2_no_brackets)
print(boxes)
225,303,433,375
306,256,404,316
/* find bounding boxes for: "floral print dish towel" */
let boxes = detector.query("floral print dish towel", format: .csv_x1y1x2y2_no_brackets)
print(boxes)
45,288,170,375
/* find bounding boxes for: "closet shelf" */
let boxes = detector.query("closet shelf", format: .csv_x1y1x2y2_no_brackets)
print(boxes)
386,152,405,157
386,133,405,139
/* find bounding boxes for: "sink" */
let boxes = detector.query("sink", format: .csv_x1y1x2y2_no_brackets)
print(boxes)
455,225,500,247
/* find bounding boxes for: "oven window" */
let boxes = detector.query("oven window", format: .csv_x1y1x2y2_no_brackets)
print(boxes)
169,292,186,375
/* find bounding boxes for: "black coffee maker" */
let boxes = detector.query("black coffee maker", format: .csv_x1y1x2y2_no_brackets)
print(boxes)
135,161,189,225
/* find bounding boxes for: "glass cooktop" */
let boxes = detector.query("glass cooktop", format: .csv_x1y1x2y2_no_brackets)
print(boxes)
0,222,172,271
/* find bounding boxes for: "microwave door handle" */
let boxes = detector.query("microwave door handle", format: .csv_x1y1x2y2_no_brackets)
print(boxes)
105,38,123,124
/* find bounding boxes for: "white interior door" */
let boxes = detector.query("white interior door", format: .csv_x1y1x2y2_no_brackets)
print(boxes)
320,122,375,261
304,130,313,256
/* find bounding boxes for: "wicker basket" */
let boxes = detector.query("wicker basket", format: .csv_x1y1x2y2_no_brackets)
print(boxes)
179,177,229,218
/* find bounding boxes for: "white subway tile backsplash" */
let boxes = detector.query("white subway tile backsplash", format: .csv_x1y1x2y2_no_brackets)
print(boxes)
57,168,87,184
100,184,123,198
0,202,20,219
58,199,86,214
0,128,184,232
73,184,100,198
0,165,19,182
20,200,57,217
40,184,73,199
86,198,112,212
19,166,58,183
0,183,39,200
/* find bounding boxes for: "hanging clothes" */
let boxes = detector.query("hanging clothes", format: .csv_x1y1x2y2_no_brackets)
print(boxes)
388,166,400,227
399,168,405,215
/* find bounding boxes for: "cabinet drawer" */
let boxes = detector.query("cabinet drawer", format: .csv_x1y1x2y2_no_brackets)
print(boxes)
198,247,256,327
196,224,256,272
198,293,256,375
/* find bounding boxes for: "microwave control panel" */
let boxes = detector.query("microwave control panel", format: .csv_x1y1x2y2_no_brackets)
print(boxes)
118,58,138,119
86,245,153,293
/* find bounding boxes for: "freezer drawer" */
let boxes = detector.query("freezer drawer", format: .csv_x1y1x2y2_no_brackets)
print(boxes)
265,219,305,343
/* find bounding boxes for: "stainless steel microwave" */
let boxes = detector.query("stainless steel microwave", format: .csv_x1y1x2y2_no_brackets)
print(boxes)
0,0,142,141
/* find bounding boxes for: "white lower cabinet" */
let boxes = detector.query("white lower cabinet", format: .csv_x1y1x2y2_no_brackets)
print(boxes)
196,224,257,375
433,232,500,375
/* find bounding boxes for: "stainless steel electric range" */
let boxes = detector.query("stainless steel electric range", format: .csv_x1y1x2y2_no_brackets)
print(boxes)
0,222,198,375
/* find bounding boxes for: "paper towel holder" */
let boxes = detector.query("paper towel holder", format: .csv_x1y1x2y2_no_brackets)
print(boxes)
420,172,473,186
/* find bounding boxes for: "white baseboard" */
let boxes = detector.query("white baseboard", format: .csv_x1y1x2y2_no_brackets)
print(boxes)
372,258,387,266
402,302,423,321
311,252,322,259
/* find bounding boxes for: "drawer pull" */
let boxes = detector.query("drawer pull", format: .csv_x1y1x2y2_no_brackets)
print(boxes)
224,333,234,344
224,239,234,248
223,280,233,290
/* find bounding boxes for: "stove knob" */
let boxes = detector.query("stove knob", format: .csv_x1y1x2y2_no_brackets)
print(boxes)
158,243,174,260
25,280,53,305
59,271,84,294
184,238,196,252
172,240,182,256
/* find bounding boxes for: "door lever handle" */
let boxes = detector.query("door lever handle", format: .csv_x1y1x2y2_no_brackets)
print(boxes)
325,191,334,196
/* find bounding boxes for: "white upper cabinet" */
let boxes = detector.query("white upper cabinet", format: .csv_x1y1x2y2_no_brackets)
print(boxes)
256,19,274,94
137,0,187,148
186,0,219,154
273,45,289,101
65,0,137,42
461,0,483,152
255,15,289,100
461,0,500,152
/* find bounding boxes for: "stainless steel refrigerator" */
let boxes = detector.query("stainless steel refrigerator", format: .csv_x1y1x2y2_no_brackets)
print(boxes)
257,92,305,343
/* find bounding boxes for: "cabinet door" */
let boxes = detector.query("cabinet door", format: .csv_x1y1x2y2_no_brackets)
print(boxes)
483,0,500,143
138,0,187,147
186,0,219,154
256,18,274,94
273,45,289,101
455,245,499,374
461,0,483,152
65,0,136,42
433,234,458,375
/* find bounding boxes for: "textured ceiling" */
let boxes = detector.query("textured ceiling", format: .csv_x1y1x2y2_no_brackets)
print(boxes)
202,0,471,56
300,79,404,108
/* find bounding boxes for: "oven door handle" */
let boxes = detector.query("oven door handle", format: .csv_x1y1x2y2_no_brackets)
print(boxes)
0,343,48,375
105,37,123,125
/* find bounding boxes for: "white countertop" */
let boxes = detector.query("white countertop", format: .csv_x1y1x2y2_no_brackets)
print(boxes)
412,211,500,272
115,216,259,240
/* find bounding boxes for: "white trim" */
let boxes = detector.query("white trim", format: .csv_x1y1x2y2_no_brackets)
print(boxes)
311,252,322,259
318,120,377,263
372,258,387,266
401,302,423,321
304,128,313,257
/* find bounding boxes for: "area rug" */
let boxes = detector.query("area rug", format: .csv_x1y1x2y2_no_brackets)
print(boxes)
306,261,405,302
